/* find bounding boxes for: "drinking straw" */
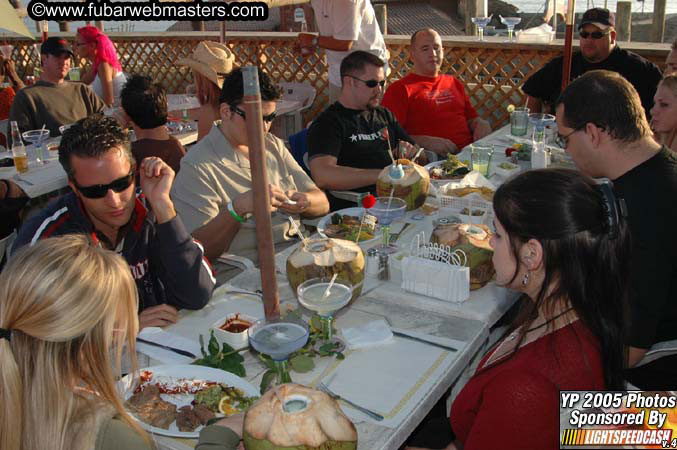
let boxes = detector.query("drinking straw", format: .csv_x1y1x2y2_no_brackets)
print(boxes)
287,216,308,247
323,273,339,298
386,187,395,209
411,147,424,163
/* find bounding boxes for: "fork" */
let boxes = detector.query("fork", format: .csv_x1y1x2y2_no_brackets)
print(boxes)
389,222,412,244
317,382,384,421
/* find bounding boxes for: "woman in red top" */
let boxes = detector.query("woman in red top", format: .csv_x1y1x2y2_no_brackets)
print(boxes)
409,169,630,450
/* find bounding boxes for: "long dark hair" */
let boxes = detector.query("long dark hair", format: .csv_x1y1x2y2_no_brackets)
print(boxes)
493,169,629,390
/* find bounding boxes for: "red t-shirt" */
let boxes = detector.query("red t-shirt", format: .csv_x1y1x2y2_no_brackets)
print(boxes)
382,73,478,149
450,321,605,450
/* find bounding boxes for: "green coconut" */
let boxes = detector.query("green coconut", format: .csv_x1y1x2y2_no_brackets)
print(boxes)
376,159,430,210
431,223,495,290
243,384,357,450
286,239,365,302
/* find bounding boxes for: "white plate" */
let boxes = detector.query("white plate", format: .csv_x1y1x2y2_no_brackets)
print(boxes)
424,160,471,183
120,364,258,438
317,207,380,244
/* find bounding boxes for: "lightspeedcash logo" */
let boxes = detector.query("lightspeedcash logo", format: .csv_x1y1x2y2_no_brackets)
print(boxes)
27,0,268,22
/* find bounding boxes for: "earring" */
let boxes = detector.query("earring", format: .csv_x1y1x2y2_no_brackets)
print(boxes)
521,271,530,286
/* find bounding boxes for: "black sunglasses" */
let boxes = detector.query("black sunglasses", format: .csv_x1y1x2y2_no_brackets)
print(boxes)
74,172,134,199
230,105,277,123
579,30,609,39
347,75,386,88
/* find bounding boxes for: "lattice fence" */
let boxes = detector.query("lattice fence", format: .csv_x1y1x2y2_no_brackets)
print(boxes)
3,33,668,129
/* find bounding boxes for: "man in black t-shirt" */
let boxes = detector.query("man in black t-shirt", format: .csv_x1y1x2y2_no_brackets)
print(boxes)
557,70,677,390
308,50,415,210
523,8,661,118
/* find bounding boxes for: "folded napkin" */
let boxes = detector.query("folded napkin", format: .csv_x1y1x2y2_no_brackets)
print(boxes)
17,161,66,185
342,319,394,350
136,327,202,364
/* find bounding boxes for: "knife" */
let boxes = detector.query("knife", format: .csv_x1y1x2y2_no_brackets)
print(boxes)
136,337,197,359
391,330,458,352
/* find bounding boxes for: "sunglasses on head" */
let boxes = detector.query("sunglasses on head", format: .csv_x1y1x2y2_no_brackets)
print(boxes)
579,30,609,39
347,75,386,88
230,105,277,123
74,172,134,199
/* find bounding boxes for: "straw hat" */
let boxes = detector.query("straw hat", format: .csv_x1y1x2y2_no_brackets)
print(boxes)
178,41,234,88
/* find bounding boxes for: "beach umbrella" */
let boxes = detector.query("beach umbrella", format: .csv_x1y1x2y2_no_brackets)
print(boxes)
561,0,575,91
0,0,34,39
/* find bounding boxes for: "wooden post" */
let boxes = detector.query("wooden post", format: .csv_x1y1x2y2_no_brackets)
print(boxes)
241,66,280,320
465,0,480,37
652,0,666,43
373,4,387,35
561,0,576,91
191,21,206,32
58,22,69,32
95,21,104,31
615,2,632,42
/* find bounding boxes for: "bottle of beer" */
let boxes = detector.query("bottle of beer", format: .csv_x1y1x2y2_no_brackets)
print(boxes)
10,121,28,173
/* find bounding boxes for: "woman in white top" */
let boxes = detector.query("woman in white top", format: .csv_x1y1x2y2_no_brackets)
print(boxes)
75,26,127,106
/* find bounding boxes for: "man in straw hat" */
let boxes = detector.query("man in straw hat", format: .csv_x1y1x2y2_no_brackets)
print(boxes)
178,41,235,141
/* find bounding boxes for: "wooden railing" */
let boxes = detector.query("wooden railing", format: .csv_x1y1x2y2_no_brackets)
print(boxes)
4,32,670,128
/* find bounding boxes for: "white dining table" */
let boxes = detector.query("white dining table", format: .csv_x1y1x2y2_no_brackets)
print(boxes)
0,126,199,199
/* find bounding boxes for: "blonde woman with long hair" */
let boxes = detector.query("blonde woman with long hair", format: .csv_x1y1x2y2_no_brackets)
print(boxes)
0,235,249,450
651,74,677,153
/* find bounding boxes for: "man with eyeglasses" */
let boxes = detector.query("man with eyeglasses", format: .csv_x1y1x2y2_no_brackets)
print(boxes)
308,50,415,210
13,116,215,329
523,8,661,118
382,28,492,156
171,67,329,271
556,70,677,389
8,37,105,136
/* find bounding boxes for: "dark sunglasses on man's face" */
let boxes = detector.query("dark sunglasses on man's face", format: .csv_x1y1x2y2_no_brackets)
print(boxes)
347,75,386,88
579,30,609,39
230,105,277,123
74,172,134,199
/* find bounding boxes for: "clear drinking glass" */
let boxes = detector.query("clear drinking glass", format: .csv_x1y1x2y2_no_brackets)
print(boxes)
500,16,521,42
471,144,493,176
471,15,493,41
510,107,530,136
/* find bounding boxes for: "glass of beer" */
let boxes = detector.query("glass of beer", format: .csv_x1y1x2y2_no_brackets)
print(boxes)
12,148,28,173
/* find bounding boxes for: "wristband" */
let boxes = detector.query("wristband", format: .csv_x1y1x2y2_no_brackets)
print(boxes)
227,201,244,223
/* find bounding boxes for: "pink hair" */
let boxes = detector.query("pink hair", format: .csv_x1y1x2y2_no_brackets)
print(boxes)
77,26,122,73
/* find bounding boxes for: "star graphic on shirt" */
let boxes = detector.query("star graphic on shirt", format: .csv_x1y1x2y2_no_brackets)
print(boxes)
350,134,358,142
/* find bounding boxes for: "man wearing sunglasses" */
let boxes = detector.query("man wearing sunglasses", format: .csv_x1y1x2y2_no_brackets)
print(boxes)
523,8,661,119
556,70,677,390
171,67,329,272
382,28,492,156
308,50,416,210
13,116,215,330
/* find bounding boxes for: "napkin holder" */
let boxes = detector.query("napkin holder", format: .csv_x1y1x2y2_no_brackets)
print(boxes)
401,232,470,303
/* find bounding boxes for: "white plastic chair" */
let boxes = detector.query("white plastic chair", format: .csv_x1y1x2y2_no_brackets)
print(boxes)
279,82,317,133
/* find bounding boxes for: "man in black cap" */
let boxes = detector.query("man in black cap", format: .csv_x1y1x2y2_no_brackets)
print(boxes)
523,8,661,118
8,37,105,136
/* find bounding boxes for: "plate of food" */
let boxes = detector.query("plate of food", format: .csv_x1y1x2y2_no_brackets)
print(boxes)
120,365,259,438
316,207,379,243
425,154,471,181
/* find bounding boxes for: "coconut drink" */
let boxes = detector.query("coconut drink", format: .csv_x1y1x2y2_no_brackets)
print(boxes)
431,223,495,290
286,238,365,302
243,383,357,450
376,159,430,210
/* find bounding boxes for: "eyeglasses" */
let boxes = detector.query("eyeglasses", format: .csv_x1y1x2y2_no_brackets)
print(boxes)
230,105,277,123
556,128,581,148
579,30,609,39
347,75,386,88
74,172,134,199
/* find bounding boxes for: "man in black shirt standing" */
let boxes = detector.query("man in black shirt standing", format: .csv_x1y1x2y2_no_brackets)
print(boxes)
523,8,661,118
556,70,677,389
308,50,415,210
